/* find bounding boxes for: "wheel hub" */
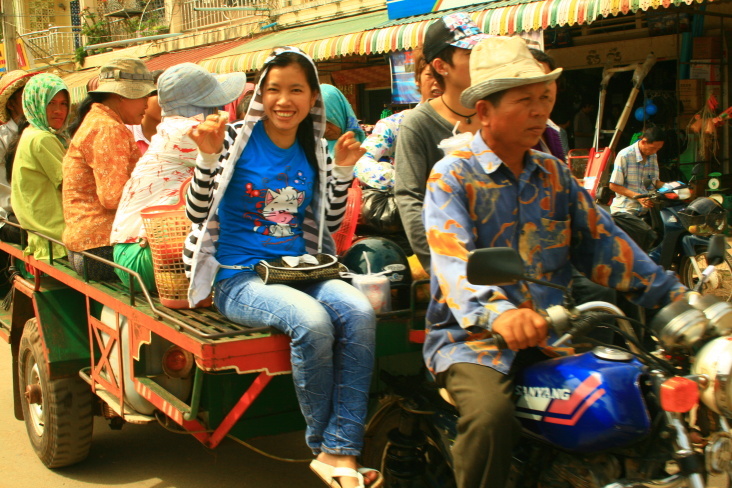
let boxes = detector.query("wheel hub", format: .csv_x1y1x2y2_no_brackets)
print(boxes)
24,384,42,405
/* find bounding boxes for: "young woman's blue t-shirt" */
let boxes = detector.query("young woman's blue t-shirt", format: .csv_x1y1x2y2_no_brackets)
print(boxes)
216,121,315,282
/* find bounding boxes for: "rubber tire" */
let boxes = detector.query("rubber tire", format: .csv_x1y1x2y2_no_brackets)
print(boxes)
362,398,456,488
18,318,94,468
680,251,732,301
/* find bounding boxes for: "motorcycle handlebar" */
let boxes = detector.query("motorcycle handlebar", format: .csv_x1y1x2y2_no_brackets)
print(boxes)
484,310,614,349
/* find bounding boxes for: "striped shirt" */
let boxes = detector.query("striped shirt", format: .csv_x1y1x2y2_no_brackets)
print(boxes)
609,141,660,215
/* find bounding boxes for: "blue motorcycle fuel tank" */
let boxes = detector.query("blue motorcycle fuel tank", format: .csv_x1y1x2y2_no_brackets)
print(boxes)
514,348,650,452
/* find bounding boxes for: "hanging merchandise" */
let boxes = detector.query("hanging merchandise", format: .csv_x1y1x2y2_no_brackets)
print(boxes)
685,95,731,162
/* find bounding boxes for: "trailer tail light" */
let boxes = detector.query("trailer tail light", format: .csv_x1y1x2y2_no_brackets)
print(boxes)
162,346,194,378
660,377,699,413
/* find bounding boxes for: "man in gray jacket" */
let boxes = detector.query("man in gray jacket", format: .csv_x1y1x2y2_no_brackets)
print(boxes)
394,12,487,274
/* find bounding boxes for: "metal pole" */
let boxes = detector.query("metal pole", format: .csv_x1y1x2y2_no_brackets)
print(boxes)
1,0,18,71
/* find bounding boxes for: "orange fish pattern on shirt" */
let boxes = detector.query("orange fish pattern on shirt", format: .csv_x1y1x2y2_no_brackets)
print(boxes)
422,132,687,376
62,103,140,252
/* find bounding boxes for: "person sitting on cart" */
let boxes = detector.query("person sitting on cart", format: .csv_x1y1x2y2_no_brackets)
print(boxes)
422,36,687,488
355,49,442,193
608,126,667,252
0,70,36,244
183,46,383,488
394,12,489,276
529,48,566,161
62,57,157,281
10,74,70,261
110,63,246,293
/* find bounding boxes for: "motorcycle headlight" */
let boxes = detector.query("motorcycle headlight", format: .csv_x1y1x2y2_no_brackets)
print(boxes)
692,336,732,417
690,294,732,336
650,300,709,348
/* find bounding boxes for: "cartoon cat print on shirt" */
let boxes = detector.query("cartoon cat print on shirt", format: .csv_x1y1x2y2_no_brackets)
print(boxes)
252,186,305,237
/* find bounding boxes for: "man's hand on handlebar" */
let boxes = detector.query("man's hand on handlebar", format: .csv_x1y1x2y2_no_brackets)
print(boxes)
492,309,549,351
638,197,654,208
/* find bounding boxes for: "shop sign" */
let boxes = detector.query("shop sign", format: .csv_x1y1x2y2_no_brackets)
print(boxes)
390,50,420,105
387,0,482,20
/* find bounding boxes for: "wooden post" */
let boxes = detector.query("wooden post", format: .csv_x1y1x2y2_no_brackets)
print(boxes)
1,0,18,71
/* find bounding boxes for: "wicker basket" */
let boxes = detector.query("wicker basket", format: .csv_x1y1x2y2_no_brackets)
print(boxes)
141,181,196,309
678,210,728,237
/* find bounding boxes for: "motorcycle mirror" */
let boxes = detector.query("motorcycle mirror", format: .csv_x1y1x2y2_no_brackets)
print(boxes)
692,163,703,176
467,248,525,285
643,177,653,189
707,234,726,267
466,248,572,295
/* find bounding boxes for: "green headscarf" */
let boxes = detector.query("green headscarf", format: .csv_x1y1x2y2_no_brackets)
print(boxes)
22,73,69,138
321,84,366,157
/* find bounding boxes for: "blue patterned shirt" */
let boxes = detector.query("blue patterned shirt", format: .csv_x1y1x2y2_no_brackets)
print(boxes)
422,132,686,376
609,141,660,215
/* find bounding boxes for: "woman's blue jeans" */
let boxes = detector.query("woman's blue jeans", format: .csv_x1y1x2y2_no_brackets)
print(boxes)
214,272,377,456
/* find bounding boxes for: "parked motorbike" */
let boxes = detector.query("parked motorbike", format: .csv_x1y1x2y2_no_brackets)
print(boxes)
362,235,732,488
633,179,732,300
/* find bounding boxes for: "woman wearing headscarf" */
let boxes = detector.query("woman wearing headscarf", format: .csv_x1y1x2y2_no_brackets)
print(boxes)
321,84,365,158
63,57,156,281
111,63,246,292
11,73,70,260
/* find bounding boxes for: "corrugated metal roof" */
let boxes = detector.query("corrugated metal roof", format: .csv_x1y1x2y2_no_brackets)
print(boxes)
145,38,251,71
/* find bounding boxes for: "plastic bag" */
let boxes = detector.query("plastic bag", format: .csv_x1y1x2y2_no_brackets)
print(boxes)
360,188,402,234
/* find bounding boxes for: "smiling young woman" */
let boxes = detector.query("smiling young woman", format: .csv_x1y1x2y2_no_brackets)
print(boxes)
183,47,382,488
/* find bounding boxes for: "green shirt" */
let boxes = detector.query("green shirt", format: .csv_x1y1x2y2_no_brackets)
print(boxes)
11,126,67,259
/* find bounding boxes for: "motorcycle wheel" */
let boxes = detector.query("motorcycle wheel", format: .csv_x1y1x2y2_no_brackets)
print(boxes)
18,318,94,468
680,250,732,301
362,397,456,488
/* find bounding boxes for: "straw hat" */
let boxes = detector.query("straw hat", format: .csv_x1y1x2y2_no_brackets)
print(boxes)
89,57,156,100
0,70,36,123
460,36,563,109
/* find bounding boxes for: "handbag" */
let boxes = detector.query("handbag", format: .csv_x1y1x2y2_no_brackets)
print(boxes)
252,254,346,285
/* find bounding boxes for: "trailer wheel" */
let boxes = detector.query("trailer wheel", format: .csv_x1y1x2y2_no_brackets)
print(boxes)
362,397,456,488
680,251,732,301
18,318,93,468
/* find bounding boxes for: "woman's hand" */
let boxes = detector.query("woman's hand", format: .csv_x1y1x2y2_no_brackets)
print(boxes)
333,131,366,167
187,113,228,155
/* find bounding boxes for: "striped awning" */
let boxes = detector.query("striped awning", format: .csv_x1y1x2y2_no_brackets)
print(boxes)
381,0,714,41
199,0,713,73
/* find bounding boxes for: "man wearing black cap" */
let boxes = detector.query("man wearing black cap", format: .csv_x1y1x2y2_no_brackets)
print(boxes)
394,12,489,275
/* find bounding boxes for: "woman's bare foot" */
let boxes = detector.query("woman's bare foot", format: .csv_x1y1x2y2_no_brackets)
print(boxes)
316,453,379,488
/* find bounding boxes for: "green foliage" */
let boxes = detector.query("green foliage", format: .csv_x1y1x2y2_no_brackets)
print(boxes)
79,7,112,58
120,11,168,38
74,46,87,66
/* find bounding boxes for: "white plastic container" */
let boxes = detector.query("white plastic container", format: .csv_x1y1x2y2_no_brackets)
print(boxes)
351,274,391,314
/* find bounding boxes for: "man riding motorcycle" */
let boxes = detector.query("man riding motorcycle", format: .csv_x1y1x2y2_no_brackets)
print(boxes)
421,36,687,488
608,126,667,253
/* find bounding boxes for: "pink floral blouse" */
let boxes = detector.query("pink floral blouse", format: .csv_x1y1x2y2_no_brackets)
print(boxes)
62,103,140,252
